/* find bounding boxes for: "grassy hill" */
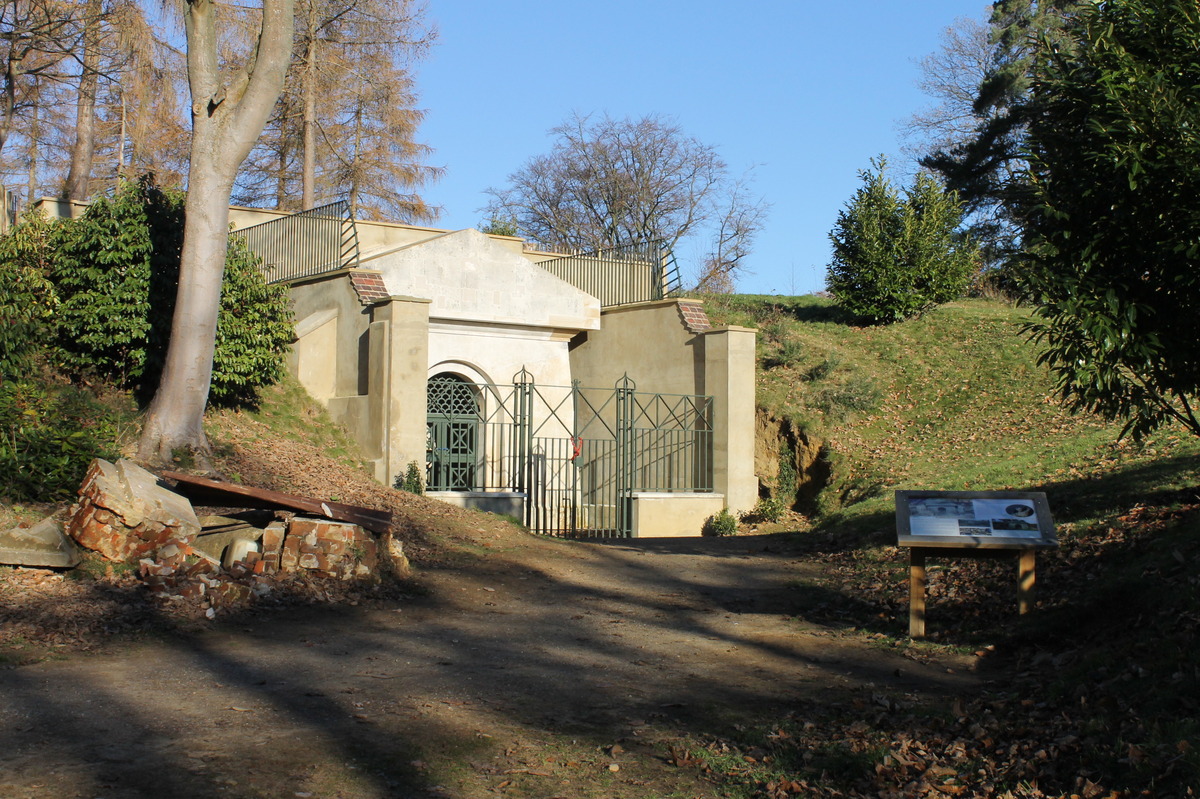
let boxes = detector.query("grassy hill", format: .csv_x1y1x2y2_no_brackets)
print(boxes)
705,294,1200,534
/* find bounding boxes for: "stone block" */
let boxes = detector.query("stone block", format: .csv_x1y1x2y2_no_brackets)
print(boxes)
0,517,83,568
192,522,262,563
220,538,260,570
383,533,411,578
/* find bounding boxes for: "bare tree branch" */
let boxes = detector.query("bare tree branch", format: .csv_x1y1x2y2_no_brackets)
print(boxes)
485,112,765,289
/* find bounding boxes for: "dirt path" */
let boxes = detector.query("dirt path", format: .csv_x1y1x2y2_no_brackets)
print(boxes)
0,534,979,798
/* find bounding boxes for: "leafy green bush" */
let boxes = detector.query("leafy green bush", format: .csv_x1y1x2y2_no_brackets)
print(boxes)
52,182,156,383
705,508,739,536
827,157,979,323
741,496,785,524
1018,0,1200,439
0,214,58,380
394,460,425,495
0,379,119,501
209,234,294,406
44,176,292,406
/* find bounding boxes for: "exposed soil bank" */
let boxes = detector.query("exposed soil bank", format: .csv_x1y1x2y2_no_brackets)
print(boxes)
755,410,832,513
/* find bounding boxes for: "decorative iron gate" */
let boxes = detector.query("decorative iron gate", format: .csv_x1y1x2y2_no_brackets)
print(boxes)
425,371,713,537
426,374,481,491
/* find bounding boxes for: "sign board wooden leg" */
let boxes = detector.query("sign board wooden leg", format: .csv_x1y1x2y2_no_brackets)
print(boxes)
909,548,927,638
1018,549,1036,615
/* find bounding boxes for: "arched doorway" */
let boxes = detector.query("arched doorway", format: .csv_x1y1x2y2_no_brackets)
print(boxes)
426,373,481,491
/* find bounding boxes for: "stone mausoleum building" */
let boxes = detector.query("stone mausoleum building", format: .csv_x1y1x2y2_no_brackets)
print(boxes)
224,203,757,538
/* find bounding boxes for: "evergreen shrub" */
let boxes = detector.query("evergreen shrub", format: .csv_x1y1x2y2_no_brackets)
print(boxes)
395,460,425,495
42,177,293,405
0,214,58,379
827,158,979,323
52,182,155,383
705,508,739,536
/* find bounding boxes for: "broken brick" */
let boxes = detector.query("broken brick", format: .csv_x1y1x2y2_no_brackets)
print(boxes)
67,459,200,563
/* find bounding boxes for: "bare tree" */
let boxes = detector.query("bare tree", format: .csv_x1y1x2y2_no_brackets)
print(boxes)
61,0,101,200
138,0,294,465
906,1,1084,269
234,0,440,221
0,0,188,205
901,15,997,160
328,49,441,221
0,0,78,160
485,112,766,289
901,14,1021,265
110,8,189,189
60,0,186,199
695,172,768,293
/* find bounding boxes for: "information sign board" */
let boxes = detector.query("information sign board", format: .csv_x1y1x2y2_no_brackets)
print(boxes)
896,490,1057,550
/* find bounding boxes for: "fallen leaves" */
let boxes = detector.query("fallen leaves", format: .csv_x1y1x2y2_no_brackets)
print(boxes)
667,500,1200,798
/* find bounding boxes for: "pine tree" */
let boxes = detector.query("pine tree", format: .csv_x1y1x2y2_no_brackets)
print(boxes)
917,0,1083,269
827,158,979,324
235,0,441,222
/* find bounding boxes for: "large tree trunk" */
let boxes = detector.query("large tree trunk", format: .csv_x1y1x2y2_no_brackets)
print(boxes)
62,0,101,202
138,0,295,466
137,165,230,464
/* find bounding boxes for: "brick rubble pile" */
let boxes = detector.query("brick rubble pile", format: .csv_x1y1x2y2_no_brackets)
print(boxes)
65,459,401,615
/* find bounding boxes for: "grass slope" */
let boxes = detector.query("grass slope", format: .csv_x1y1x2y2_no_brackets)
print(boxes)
706,294,1200,533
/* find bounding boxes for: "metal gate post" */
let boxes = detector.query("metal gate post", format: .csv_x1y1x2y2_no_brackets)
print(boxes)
570,380,581,536
513,369,535,529
615,374,637,537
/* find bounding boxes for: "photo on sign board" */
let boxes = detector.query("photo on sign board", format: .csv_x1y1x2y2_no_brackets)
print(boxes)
972,499,1037,522
906,497,1043,538
992,517,1039,532
896,490,1057,549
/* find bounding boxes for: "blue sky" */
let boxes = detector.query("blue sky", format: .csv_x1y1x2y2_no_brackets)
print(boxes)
417,1,992,296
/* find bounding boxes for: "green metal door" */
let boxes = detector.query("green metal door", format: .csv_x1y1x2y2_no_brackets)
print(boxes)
426,375,481,491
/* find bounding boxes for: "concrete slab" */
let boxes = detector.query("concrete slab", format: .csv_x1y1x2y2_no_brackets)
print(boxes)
0,517,82,568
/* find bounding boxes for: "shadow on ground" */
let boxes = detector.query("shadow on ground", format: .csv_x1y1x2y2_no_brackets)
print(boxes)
0,529,978,798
